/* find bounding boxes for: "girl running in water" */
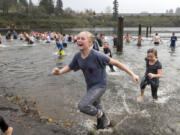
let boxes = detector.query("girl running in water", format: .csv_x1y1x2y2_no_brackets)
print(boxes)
52,31,139,129
137,48,162,102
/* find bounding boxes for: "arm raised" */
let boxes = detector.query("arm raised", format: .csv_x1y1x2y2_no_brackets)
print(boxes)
109,58,139,83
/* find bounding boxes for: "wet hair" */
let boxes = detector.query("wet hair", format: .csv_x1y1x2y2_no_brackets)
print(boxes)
147,48,158,58
79,31,95,43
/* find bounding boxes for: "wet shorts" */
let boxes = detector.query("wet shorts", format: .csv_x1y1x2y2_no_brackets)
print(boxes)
154,42,159,45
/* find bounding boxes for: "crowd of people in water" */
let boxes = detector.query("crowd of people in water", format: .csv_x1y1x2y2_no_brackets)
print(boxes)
0,30,178,52
0,29,178,133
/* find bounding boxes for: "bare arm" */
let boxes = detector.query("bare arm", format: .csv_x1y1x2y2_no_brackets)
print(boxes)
109,58,139,83
52,65,71,75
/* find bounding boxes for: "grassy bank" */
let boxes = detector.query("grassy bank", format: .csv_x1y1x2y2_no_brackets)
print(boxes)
1,14,180,30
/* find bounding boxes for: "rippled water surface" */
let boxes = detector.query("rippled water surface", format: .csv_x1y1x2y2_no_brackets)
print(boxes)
0,29,180,134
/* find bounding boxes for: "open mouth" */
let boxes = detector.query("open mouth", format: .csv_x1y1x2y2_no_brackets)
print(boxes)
78,43,83,47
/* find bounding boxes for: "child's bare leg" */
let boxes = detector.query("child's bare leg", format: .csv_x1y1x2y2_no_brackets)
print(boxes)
3,127,13,135
137,88,145,102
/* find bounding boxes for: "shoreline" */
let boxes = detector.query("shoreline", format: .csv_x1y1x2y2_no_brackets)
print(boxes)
0,91,76,135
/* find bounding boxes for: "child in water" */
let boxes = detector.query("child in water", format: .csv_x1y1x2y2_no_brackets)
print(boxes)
56,39,64,56
124,32,131,43
137,48,162,102
52,31,139,129
136,35,143,46
0,116,13,135
103,41,115,72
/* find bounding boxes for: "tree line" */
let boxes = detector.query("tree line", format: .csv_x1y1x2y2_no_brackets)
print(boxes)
0,0,63,16
1,0,180,29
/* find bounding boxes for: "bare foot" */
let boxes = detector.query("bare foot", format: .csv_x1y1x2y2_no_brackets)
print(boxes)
137,96,144,102
3,127,13,135
153,98,159,102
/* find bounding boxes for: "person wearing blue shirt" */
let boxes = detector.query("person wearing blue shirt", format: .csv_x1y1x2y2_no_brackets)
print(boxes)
56,39,64,56
13,30,18,39
170,33,177,51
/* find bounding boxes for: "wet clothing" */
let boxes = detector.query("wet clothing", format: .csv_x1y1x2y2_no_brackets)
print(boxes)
56,42,64,55
0,116,9,133
140,58,162,99
103,48,115,72
13,32,18,39
6,33,11,40
68,36,72,42
69,49,110,116
154,42,159,45
78,87,105,116
93,40,100,51
96,38,102,47
62,37,67,47
29,37,34,44
69,49,110,91
113,37,118,47
170,36,177,47
19,37,24,40
103,48,112,57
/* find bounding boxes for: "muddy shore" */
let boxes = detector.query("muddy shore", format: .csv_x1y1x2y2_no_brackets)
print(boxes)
0,89,77,135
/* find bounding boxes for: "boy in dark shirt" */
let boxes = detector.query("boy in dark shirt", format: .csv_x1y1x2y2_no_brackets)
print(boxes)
137,48,162,102
113,34,118,48
93,40,100,51
170,32,177,51
103,41,115,72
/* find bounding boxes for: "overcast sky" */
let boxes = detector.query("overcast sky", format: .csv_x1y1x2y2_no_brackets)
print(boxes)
34,0,180,13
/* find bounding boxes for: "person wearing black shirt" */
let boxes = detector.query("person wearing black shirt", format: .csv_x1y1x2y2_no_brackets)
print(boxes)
137,48,162,102
103,41,115,72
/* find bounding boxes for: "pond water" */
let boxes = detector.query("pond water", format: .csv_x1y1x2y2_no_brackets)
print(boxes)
0,28,180,134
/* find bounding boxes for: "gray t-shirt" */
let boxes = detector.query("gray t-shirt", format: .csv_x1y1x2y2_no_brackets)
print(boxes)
69,49,110,91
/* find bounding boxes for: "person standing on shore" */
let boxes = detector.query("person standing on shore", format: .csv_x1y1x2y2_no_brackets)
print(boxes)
52,31,139,129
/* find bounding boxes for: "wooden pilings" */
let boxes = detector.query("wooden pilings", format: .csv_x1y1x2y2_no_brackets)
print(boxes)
117,16,124,52
138,24,142,36
138,24,152,37
146,26,149,37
